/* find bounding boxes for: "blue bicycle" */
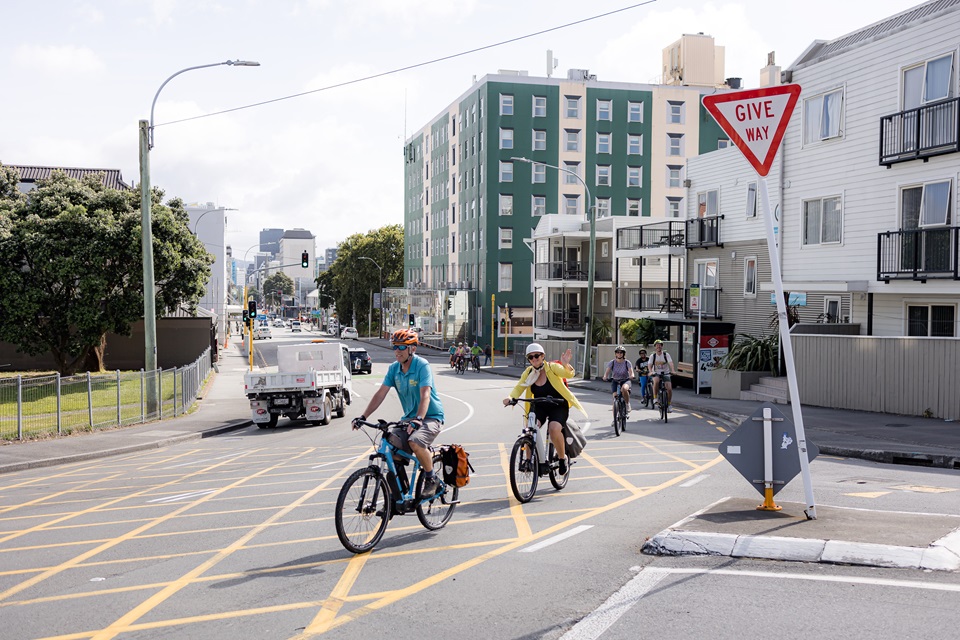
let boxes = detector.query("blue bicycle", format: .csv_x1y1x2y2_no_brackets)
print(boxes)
335,418,459,553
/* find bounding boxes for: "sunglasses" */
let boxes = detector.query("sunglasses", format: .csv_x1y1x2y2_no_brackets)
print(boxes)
392,344,409,351
527,353,544,361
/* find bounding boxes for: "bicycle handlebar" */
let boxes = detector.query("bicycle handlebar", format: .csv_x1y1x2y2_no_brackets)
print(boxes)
507,396,561,407
351,418,416,431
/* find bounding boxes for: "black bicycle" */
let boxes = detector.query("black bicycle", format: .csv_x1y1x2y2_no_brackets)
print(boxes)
612,384,628,436
471,354,481,372
651,372,670,423
455,356,466,375
506,397,570,503
335,419,458,553
639,376,653,408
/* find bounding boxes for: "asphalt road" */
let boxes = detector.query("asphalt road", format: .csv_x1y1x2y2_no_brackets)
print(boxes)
1,336,958,639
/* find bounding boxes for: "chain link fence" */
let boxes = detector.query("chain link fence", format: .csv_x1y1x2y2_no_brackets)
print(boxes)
0,348,212,441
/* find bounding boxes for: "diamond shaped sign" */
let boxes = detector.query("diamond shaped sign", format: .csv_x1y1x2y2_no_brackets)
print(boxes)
703,85,801,177
719,402,819,496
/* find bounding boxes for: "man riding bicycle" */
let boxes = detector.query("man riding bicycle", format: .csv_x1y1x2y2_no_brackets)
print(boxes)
635,348,651,407
470,341,482,369
602,345,635,415
648,339,677,413
353,329,446,499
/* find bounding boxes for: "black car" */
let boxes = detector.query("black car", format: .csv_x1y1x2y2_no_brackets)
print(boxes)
348,348,372,374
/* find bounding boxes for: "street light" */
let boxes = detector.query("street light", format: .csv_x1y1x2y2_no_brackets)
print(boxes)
191,206,237,234
358,256,383,338
512,156,596,380
139,59,259,400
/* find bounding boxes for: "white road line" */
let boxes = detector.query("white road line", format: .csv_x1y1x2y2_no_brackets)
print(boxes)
560,567,668,640
519,525,593,553
147,489,216,503
437,391,474,433
163,453,245,469
649,567,960,592
679,474,709,488
311,456,364,470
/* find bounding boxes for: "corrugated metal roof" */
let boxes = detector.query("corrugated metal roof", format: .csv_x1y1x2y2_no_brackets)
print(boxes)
9,164,131,190
791,0,960,69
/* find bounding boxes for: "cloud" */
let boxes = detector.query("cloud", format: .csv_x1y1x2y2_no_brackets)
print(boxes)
14,44,105,75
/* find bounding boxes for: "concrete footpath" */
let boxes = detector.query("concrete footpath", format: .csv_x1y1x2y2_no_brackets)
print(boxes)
2,335,958,572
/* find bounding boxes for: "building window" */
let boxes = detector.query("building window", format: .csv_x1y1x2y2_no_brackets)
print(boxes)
627,199,641,216
601,241,609,258
746,182,758,218
601,290,609,307
565,96,581,118
533,129,547,150
532,163,546,184
628,101,643,123
564,195,579,215
596,198,611,218
627,166,641,188
499,161,513,182
628,134,642,155
667,197,682,218
697,189,719,217
668,133,684,156
744,257,757,297
500,194,513,216
563,161,580,185
668,165,683,188
803,88,843,144
596,165,611,187
718,139,730,149
533,95,547,117
500,93,514,116
499,263,513,291
597,99,612,121
499,128,514,149
803,195,842,245
565,129,580,152
499,228,513,249
596,133,611,154
902,180,952,228
667,100,685,124
532,195,546,216
907,304,956,336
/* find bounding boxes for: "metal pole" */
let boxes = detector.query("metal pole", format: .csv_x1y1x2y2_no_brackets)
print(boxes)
56,373,62,435
87,371,93,427
491,294,496,367
116,370,122,426
139,120,158,415
16,375,22,440
760,178,816,519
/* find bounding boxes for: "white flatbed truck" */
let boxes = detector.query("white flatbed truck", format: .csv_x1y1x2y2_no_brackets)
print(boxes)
244,342,353,428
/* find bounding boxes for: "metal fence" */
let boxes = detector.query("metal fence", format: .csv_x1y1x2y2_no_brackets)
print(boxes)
0,348,212,441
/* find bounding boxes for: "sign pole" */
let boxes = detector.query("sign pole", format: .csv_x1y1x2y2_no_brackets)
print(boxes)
760,178,817,519
757,406,782,511
491,294,496,367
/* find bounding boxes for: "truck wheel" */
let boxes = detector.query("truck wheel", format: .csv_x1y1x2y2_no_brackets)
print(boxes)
266,413,279,428
320,396,332,425
335,396,346,418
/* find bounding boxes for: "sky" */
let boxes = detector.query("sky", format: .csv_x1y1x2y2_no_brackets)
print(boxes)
1,0,924,263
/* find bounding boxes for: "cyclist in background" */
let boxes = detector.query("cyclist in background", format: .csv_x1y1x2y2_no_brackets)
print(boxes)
602,345,635,415
648,339,677,413
635,348,651,407
454,342,468,368
470,341,482,369
502,343,585,475
353,329,445,499
448,343,457,367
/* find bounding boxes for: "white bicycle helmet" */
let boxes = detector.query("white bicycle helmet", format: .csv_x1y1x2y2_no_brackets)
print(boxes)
525,343,545,356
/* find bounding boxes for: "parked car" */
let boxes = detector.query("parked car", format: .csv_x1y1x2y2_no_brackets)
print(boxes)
348,347,372,374
254,325,272,340
340,327,359,340
272,319,285,328
290,321,302,332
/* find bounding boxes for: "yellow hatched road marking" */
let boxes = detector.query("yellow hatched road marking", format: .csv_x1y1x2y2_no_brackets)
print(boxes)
302,553,371,634
498,442,532,539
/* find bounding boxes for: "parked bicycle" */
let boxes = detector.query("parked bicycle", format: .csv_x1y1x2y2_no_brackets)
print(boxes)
335,418,459,553
612,386,627,436
505,397,570,503
651,372,670,423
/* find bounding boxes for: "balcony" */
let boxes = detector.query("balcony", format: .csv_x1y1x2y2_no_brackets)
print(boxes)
535,309,584,331
534,261,613,282
617,287,686,314
617,220,686,250
880,97,959,166
686,215,723,249
877,227,959,281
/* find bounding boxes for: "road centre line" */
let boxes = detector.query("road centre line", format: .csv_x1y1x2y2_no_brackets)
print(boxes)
519,525,593,552
438,391,473,433
679,474,709,488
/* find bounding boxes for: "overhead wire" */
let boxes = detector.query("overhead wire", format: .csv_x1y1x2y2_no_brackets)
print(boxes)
154,0,657,129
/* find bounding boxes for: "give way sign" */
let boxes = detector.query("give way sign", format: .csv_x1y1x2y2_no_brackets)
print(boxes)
703,84,801,176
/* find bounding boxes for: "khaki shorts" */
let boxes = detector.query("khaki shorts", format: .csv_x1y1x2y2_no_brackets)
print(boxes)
387,419,442,453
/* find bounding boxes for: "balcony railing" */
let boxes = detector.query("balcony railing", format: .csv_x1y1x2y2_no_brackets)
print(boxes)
617,220,686,250
534,261,613,281
880,97,960,166
616,287,686,313
877,227,959,281
684,288,722,319
535,309,584,331
686,215,723,248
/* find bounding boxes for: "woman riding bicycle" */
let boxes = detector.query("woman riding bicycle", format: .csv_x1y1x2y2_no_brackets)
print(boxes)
353,329,445,499
502,343,584,475
602,345,635,416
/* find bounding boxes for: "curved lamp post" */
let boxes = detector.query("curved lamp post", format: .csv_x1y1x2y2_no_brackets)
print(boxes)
512,156,596,380
139,59,259,404
358,256,383,337
191,206,237,234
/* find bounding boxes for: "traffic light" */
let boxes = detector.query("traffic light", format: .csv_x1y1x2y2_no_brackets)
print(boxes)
408,313,415,326
508,306,515,319
446,299,452,310
500,318,506,330
301,251,309,268
248,300,257,325
242,309,249,324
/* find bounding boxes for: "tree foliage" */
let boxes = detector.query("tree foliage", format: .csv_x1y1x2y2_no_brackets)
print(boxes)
0,166,213,374
263,272,294,301
719,333,780,374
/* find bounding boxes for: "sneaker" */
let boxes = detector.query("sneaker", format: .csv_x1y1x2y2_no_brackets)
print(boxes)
667,405,673,413
558,457,568,475
420,475,439,500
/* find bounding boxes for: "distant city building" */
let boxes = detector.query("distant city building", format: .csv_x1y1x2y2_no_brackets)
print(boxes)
661,33,727,88
279,229,316,307
259,228,283,258
186,203,229,339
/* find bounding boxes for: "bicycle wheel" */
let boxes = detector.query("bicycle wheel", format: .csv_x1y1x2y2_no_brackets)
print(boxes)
335,467,390,554
659,390,668,423
548,443,569,490
416,454,459,530
613,397,624,437
509,436,539,503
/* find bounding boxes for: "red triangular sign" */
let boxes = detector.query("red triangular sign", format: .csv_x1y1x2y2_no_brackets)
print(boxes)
703,84,801,177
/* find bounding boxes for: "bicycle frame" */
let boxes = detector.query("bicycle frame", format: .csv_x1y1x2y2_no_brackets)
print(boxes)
371,429,424,506
521,408,550,464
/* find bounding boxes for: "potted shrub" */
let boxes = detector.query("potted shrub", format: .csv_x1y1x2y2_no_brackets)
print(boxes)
711,333,778,399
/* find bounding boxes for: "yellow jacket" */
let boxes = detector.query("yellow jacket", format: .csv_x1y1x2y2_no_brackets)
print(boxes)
508,362,586,416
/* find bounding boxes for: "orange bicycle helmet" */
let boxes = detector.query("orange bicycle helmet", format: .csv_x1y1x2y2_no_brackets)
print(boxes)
390,328,419,345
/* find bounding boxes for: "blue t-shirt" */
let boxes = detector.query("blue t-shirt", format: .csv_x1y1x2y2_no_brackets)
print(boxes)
382,354,445,422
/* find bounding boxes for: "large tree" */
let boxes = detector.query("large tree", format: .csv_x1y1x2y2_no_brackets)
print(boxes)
0,166,213,374
263,271,294,310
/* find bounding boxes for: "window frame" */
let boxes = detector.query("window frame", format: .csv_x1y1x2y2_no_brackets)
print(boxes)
802,87,844,145
564,129,580,152
746,182,758,218
627,101,643,123
499,194,513,216
743,256,757,297
499,262,513,291
906,303,956,336
499,227,513,249
532,195,546,217
597,99,612,121
802,195,843,246
499,161,513,183
564,195,580,215
627,198,641,217
565,95,581,119
563,161,580,185
667,133,684,156
532,163,546,184
499,127,514,150
697,189,719,217
596,198,611,218
596,164,611,187
667,100,685,124
596,132,612,154
499,93,514,116
627,134,642,155
627,166,641,188
532,129,547,151
533,95,547,117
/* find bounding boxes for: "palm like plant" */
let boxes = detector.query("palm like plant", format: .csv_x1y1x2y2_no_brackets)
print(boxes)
720,333,779,375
